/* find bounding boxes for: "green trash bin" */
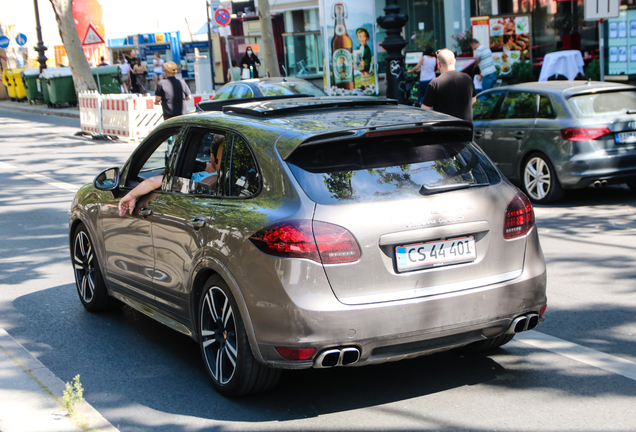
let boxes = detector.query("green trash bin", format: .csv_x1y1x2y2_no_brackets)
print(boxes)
44,67,77,108
22,69,43,104
91,65,122,94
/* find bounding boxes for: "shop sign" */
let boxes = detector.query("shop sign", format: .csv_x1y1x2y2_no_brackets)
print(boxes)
584,0,620,21
319,0,378,96
471,15,532,78
606,10,636,75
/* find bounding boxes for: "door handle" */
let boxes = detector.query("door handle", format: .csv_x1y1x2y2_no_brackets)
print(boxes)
514,131,525,139
190,218,206,229
139,208,153,217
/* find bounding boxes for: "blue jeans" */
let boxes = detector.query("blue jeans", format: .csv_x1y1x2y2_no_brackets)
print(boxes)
419,80,432,105
481,72,497,91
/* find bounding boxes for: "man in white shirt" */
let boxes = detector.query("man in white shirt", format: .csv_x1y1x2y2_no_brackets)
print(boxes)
470,39,498,91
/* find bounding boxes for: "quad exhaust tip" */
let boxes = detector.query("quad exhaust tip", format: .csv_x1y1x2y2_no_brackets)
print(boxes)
314,347,360,368
506,313,540,334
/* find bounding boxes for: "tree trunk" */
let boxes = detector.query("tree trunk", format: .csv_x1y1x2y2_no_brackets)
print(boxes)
257,0,280,78
49,0,97,92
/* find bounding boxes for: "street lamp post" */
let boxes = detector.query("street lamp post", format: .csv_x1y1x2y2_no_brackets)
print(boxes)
377,0,408,104
33,0,48,72
206,1,216,92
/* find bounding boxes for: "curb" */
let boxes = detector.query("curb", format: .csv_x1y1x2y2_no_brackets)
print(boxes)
0,101,80,119
0,328,119,432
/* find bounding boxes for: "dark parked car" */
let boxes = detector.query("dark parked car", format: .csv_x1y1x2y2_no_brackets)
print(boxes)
473,81,636,203
70,97,547,396
211,77,326,100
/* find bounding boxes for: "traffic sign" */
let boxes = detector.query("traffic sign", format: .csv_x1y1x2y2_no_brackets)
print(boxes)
214,8,231,26
15,33,27,46
82,23,105,45
0,35,9,49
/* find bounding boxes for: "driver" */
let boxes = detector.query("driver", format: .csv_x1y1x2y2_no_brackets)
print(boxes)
118,135,224,217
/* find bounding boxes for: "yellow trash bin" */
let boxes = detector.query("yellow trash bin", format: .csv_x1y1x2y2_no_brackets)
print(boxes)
11,68,28,100
2,69,17,100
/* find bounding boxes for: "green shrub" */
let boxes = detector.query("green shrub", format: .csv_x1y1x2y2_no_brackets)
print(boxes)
510,60,535,83
587,59,600,81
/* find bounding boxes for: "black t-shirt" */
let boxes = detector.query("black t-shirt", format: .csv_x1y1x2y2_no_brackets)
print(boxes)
156,76,192,119
422,70,476,121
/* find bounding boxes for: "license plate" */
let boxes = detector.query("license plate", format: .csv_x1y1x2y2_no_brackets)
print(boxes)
395,236,476,273
615,132,636,144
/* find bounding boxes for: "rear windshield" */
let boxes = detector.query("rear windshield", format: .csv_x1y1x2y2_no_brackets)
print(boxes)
257,81,326,97
286,134,500,205
568,91,636,117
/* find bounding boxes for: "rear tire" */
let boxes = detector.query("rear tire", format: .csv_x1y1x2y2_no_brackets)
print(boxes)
72,224,119,311
522,153,564,204
199,275,281,396
464,334,515,352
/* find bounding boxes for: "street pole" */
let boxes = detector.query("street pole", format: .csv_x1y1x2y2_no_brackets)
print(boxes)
377,0,408,104
33,0,48,72
206,1,216,92
599,19,605,82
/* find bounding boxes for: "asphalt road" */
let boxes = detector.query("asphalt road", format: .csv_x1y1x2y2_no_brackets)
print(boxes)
1,108,635,431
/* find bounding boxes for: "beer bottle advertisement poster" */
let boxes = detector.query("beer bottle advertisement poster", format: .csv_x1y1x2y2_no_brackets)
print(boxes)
319,0,378,96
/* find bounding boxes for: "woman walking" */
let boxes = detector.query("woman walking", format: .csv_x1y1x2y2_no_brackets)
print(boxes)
240,46,261,79
153,53,165,91
406,47,437,106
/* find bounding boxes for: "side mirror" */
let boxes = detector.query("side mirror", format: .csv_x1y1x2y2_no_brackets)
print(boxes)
94,167,120,191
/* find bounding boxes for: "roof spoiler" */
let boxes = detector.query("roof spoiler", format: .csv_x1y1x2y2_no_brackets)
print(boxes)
196,94,315,112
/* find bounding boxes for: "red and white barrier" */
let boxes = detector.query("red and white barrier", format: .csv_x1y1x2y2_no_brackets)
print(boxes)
101,94,164,141
79,91,102,135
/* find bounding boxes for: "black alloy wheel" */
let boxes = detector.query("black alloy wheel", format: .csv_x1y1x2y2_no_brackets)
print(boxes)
199,275,281,396
72,225,118,311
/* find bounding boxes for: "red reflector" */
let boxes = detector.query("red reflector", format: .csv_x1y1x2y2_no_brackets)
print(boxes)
250,220,361,264
540,305,547,317
365,127,424,138
275,346,316,361
560,127,610,141
504,191,535,239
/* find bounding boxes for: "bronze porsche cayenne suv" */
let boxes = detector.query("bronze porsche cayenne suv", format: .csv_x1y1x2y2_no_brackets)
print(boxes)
69,97,547,396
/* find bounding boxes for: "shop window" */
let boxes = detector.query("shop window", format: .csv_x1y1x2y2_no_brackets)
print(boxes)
283,33,324,77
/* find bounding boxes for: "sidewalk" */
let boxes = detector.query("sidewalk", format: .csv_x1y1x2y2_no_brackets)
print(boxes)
0,329,118,432
0,100,80,119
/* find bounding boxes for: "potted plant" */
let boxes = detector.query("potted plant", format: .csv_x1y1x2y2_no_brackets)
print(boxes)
451,29,473,57
549,10,584,50
410,30,438,52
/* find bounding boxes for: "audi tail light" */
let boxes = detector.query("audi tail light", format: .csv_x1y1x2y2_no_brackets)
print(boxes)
250,220,360,264
504,192,535,239
560,127,610,141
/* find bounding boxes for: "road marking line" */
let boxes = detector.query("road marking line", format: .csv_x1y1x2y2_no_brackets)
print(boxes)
517,330,636,381
0,161,79,193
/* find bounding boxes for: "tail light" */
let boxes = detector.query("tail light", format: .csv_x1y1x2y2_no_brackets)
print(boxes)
250,220,360,264
504,191,535,239
560,127,610,141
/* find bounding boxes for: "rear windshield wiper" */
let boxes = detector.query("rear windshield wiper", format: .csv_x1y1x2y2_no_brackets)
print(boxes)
419,182,488,196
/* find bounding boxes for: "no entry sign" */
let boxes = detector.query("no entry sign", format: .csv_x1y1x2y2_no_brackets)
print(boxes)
214,8,231,26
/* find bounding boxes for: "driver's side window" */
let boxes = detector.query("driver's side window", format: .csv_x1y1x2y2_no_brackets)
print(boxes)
126,128,182,187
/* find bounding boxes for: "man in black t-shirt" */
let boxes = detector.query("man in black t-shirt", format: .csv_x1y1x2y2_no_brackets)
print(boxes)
422,49,476,121
155,61,192,119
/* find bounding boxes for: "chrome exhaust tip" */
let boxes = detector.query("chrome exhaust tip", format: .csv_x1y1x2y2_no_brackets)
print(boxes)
506,316,528,334
526,313,539,330
314,347,361,368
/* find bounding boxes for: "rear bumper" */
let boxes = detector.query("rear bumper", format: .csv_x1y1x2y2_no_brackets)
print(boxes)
238,230,547,369
560,152,636,188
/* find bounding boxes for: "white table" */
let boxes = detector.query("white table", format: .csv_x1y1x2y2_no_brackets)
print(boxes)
538,50,585,82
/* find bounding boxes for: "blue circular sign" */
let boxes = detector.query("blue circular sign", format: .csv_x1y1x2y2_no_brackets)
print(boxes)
0,35,9,49
16,33,27,46
214,8,230,26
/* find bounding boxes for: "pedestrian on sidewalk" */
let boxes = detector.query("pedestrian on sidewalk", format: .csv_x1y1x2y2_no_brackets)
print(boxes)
470,38,497,91
155,61,191,120
421,49,476,122
131,58,148,94
119,58,131,93
406,46,437,105
240,46,261,79
227,59,241,82
153,53,165,91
